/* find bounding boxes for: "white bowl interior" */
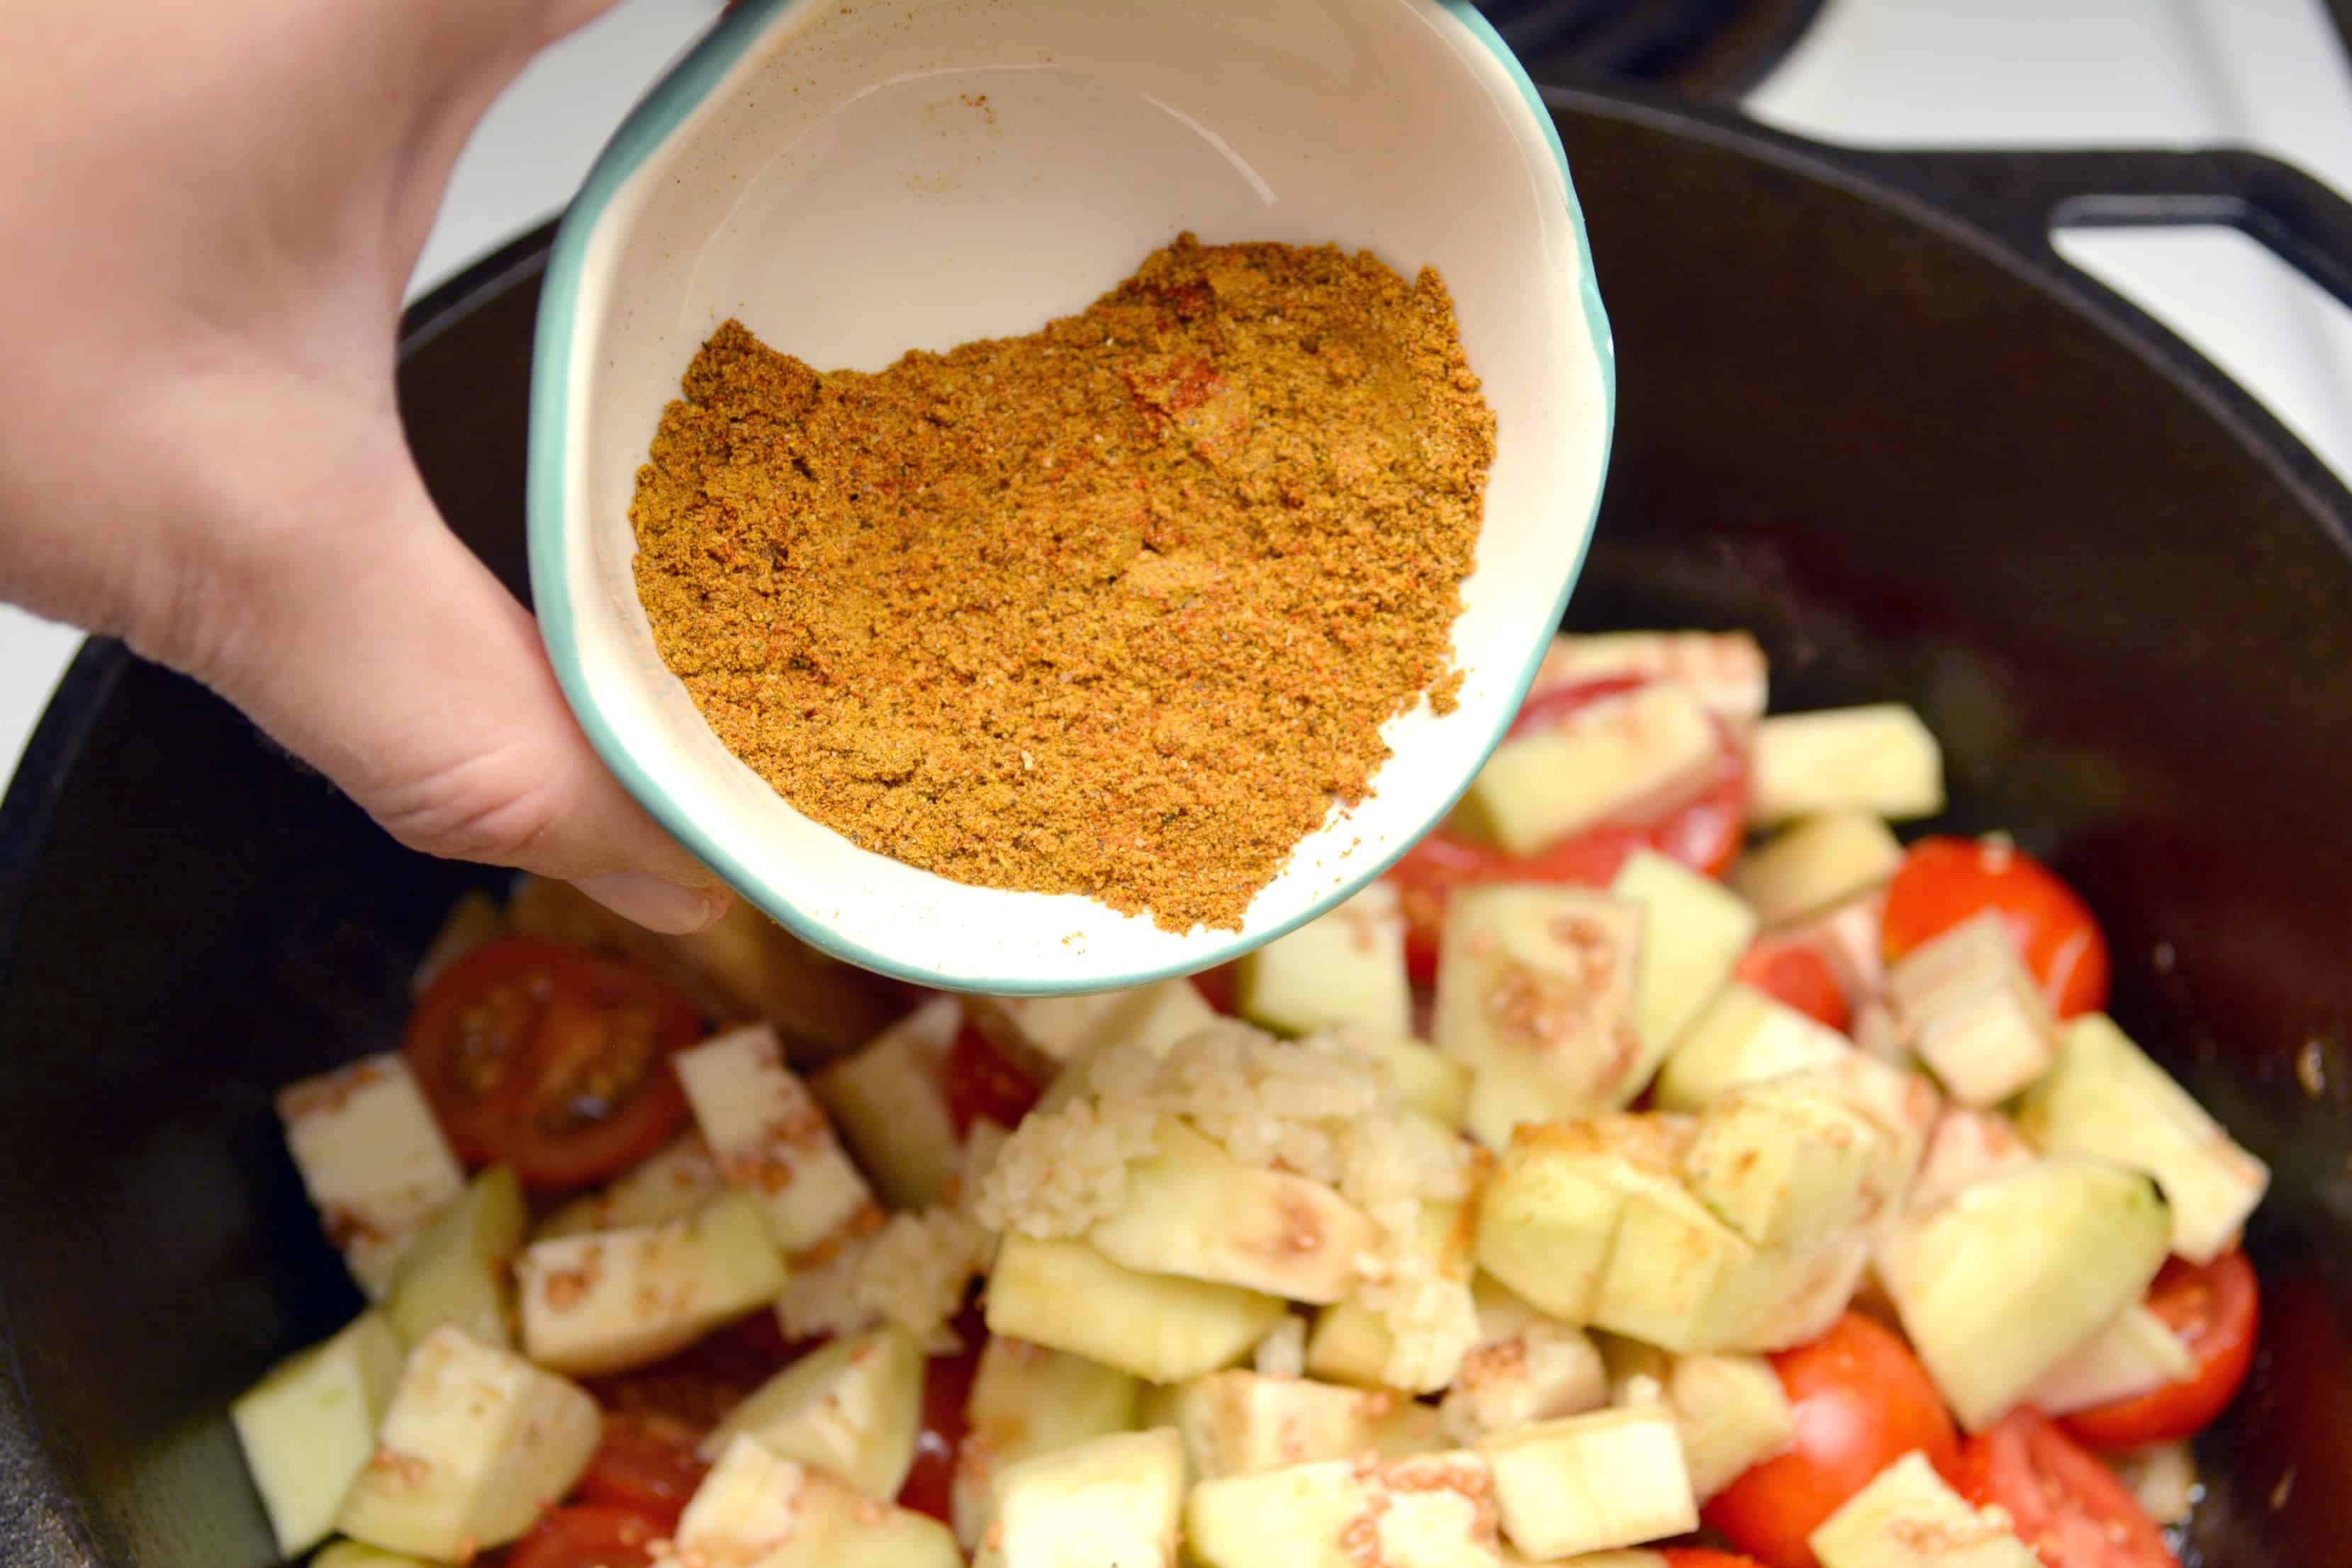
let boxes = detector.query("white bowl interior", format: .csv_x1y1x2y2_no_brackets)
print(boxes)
546,0,1610,992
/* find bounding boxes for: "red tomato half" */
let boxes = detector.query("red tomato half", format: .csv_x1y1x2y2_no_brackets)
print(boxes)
576,1413,707,1529
404,935,705,1190
2064,1249,2259,1450
506,1504,663,1568
1704,1314,1961,1568
1882,837,2110,1019
944,1026,1041,1138
1735,936,1851,1033
1663,1553,1770,1568
1952,1410,2177,1568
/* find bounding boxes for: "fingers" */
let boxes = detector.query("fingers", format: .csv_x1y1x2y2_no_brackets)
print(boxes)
193,459,730,935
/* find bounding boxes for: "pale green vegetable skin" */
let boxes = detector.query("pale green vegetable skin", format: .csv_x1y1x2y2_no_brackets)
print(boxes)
2017,1012,2270,1265
1878,1157,2170,1431
229,1313,405,1557
383,1165,525,1350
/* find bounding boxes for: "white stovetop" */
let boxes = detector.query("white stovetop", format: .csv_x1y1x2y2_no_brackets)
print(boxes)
2,0,2348,785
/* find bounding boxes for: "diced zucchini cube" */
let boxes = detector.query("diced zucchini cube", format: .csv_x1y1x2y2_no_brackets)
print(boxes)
516,1191,788,1377
953,1336,1141,1549
1087,1119,1375,1304
700,1325,924,1497
2017,1013,2270,1264
1238,883,1411,1038
1590,1181,1755,1352
1435,885,1645,1149
1734,1233,1877,1353
2024,1301,2196,1416
1480,1406,1696,1560
1601,1338,1795,1502
974,1427,1187,1568
1530,631,1768,724
383,1165,525,1350
230,1314,405,1557
1682,1079,1893,1248
1608,849,1758,1080
276,1054,466,1299
1748,704,1943,825
1729,811,1904,927
985,1235,1286,1384
1457,684,1720,856
1673,1355,1796,1501
1595,1176,1872,1355
534,1132,725,1241
1177,1370,1440,1477
1885,912,2058,1107
333,1327,600,1559
1815,1053,1942,1207
676,1434,961,1568
1809,1451,2039,1568
1472,1119,1682,1324
1440,1277,1608,1444
814,995,965,1211
676,1024,878,1260
1877,1156,2169,1430
1185,1452,1504,1568
1650,984,1849,1112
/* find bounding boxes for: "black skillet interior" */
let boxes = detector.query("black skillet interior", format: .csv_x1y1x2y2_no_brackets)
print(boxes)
4,86,2352,1567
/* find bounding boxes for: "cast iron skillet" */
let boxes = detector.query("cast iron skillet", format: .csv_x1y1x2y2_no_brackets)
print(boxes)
4,79,2352,1568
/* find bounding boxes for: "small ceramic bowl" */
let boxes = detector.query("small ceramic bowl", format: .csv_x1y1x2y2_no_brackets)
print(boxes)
529,0,1614,996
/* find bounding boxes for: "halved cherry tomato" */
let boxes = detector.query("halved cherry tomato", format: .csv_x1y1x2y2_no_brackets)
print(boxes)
404,935,705,1190
506,1504,663,1568
898,1308,987,1523
2063,1249,2258,1450
1952,1409,2177,1568
1704,1314,1960,1568
1662,1553,1771,1568
576,1413,707,1529
944,1026,1041,1138
1735,936,1851,1032
1882,837,2110,1019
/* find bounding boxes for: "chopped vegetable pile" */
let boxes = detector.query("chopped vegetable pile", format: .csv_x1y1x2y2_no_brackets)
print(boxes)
236,630,2268,1568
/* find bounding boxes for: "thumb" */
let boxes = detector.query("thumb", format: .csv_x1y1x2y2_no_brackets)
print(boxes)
194,464,730,935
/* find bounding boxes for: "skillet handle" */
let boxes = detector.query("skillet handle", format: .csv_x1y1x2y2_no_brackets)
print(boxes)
1858,147,2352,315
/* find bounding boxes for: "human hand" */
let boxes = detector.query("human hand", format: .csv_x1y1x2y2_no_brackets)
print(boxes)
0,0,727,933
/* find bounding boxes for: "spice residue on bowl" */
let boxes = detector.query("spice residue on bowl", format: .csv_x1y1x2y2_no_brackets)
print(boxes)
630,233,1496,931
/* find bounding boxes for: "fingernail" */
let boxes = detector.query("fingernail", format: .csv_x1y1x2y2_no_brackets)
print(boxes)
576,872,725,935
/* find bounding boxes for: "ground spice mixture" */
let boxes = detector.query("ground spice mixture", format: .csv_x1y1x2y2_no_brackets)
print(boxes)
631,233,1496,931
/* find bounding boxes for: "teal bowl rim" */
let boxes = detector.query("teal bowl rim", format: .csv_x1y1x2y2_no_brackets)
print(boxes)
525,0,1618,997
